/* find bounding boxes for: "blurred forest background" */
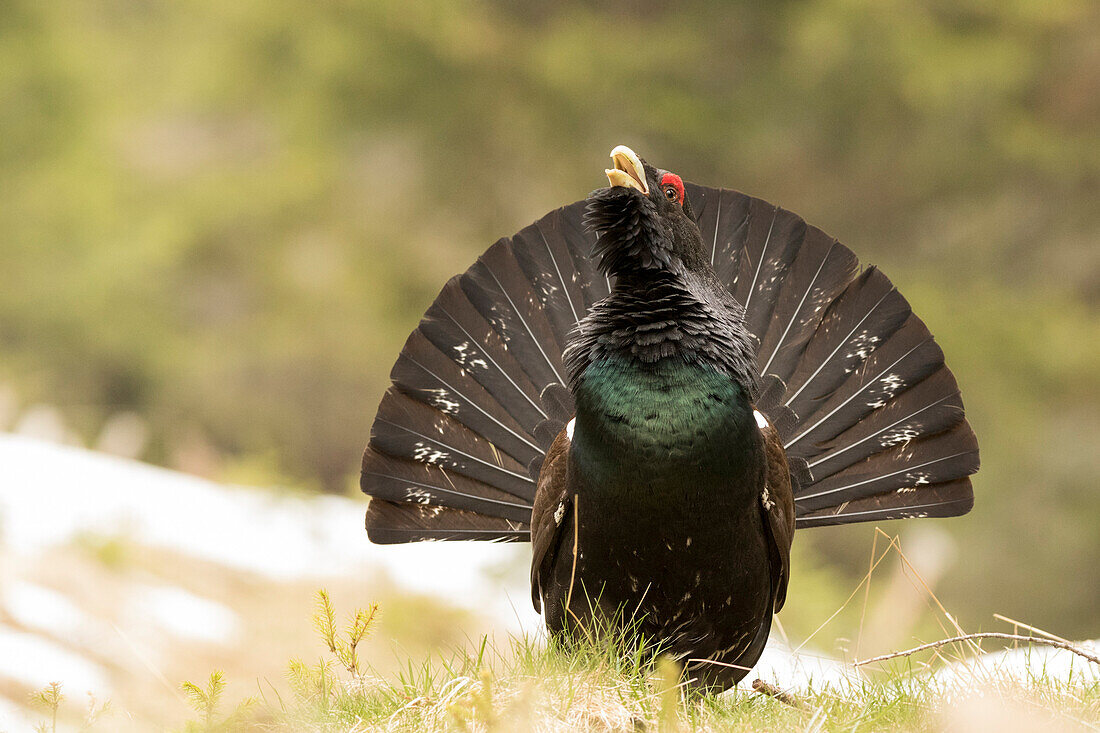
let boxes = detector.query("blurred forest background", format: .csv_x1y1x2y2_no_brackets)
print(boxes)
1,0,1097,642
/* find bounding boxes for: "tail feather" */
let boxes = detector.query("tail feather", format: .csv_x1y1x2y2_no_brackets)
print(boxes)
731,204,808,344
362,447,532,522
783,316,945,458
420,278,547,428
511,216,596,334
391,329,543,465
793,423,979,512
371,389,536,501
538,382,575,424
690,184,753,285
547,208,610,304
361,185,979,541
756,233,860,384
796,478,974,528
462,241,569,387
781,268,912,421
806,367,964,479
364,497,529,543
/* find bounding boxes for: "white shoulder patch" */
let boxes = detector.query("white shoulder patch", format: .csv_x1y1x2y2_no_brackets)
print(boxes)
753,409,769,430
761,485,776,510
553,500,566,526
566,417,575,441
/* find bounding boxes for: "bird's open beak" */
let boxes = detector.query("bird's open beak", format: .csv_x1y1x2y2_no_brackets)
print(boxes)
605,145,648,195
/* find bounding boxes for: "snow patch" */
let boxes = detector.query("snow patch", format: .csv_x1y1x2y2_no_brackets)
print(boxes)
2,582,89,637
0,434,539,633
130,585,240,644
932,639,1100,690
0,629,109,693
742,642,862,693
0,697,34,732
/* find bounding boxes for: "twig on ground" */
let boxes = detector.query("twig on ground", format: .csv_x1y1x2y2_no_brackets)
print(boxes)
751,679,805,710
852,633,1100,668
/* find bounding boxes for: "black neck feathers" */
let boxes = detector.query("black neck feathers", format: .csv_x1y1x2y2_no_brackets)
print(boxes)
584,186,679,278
566,187,760,395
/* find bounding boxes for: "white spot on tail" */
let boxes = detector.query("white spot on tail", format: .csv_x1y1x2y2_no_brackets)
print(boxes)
452,342,488,371
566,418,575,440
412,442,449,465
406,487,433,504
425,388,460,415
882,427,920,447
753,410,769,430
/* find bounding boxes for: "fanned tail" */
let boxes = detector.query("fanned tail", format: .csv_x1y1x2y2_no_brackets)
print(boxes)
690,183,978,526
363,206,596,542
362,185,978,541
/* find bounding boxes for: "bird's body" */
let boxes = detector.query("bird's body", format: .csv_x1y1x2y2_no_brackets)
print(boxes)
528,169,794,687
535,360,778,688
359,146,978,691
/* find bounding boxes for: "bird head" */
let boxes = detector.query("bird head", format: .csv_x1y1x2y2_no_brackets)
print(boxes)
586,145,705,278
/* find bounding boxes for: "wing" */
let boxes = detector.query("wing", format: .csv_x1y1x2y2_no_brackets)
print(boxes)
529,424,574,613
755,407,796,613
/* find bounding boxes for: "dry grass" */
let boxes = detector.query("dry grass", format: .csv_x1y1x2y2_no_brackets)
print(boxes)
182,637,1098,732
19,531,1100,731
151,591,1097,732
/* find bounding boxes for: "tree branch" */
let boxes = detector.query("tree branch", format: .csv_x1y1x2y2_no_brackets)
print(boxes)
852,633,1100,668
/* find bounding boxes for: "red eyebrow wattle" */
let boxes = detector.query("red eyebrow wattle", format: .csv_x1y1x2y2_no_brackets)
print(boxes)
660,173,685,205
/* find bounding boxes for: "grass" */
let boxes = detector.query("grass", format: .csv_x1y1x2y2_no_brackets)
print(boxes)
22,530,1099,731
201,638,1098,732
26,607,1100,733
34,655,1100,732
149,592,1097,733
24,529,1100,732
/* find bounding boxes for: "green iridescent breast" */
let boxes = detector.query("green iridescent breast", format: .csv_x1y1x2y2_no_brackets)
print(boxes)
571,357,756,493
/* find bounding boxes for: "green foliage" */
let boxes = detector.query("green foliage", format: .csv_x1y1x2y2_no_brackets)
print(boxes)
78,691,111,730
180,671,256,733
71,531,132,571
30,684,111,733
278,589,383,726
78,693,112,732
180,672,225,731
285,656,337,712
311,588,379,678
29,682,63,733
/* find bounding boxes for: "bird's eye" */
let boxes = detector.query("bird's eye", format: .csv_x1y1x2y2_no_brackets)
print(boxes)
659,173,684,205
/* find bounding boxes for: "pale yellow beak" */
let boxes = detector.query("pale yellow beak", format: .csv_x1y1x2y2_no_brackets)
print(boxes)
605,145,648,195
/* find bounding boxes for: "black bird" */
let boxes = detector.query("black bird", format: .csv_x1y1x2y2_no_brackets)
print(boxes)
360,146,979,690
